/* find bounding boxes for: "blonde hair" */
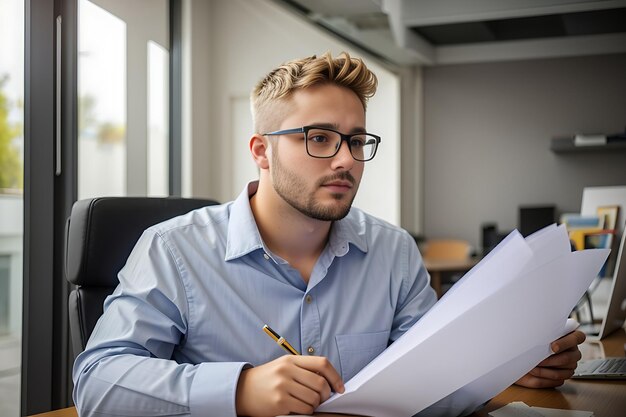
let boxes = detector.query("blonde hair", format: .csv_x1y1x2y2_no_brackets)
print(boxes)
251,51,378,134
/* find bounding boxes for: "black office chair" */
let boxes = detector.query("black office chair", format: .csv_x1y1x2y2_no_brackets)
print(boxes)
64,197,218,358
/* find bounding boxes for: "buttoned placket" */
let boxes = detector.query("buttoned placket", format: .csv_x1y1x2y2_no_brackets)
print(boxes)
299,246,338,358
300,284,321,356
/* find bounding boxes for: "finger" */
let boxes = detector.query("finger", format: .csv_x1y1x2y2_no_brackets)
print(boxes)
295,357,345,394
529,366,575,381
289,381,325,408
287,394,317,415
286,381,323,411
551,330,585,354
292,369,332,403
538,348,582,368
278,393,316,416
516,373,566,389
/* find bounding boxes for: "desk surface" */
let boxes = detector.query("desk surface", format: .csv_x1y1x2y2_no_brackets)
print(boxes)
31,330,626,417
474,328,626,417
423,258,480,272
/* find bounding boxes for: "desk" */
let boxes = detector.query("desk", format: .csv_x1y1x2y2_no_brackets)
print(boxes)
474,328,626,417
29,408,356,417
29,409,353,417
30,409,76,417
424,258,480,298
31,330,626,417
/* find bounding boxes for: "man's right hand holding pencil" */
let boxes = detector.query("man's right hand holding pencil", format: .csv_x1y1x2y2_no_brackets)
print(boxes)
235,355,345,416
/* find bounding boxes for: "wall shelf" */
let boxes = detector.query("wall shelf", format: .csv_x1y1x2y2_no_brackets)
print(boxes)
550,138,626,154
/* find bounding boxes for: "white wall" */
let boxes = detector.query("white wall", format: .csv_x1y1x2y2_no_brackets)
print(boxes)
422,54,626,249
184,0,402,225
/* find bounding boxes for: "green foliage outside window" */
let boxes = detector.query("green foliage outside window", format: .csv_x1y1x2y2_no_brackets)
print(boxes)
0,75,23,191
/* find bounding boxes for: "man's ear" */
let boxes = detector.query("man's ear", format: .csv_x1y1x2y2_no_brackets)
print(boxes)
249,134,270,170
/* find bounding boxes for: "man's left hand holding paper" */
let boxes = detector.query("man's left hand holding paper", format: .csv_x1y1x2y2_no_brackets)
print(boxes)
515,330,586,388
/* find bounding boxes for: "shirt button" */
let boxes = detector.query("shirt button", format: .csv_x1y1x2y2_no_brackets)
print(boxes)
305,295,313,304
263,253,270,260
307,346,315,355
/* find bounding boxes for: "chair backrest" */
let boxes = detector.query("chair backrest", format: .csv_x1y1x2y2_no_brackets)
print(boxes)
423,239,470,261
64,197,218,358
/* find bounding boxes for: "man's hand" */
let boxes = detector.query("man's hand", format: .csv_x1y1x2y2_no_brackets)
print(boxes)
235,355,345,416
515,330,586,388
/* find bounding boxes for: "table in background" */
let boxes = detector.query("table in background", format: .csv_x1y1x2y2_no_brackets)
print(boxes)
424,257,480,298
31,409,75,417
31,330,626,417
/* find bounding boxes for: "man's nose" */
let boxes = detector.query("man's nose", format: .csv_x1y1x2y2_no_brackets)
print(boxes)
330,139,355,170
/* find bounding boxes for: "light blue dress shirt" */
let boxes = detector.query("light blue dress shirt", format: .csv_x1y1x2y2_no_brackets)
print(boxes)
73,181,437,417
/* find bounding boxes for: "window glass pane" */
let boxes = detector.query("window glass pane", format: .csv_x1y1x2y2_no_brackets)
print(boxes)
79,0,169,199
78,0,127,199
147,41,169,197
0,0,24,415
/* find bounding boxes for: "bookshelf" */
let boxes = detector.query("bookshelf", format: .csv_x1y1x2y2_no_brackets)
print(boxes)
550,137,626,154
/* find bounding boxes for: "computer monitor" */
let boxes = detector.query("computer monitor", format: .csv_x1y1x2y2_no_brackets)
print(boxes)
519,205,555,238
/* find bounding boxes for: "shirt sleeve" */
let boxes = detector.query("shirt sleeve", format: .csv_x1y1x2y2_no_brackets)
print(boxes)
389,231,437,343
72,229,249,417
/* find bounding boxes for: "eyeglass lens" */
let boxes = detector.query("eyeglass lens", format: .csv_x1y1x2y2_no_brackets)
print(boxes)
305,128,377,161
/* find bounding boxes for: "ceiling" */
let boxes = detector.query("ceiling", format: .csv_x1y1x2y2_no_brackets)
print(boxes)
275,0,626,66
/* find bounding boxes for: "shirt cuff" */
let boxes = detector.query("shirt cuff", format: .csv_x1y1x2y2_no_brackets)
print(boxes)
189,362,250,417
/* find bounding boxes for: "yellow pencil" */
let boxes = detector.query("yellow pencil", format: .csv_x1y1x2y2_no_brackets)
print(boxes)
262,324,300,355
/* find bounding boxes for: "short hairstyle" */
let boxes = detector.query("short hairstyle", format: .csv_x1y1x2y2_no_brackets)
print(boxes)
251,51,378,134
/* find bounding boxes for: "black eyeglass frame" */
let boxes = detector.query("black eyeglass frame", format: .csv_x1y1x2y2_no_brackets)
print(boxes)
263,126,381,162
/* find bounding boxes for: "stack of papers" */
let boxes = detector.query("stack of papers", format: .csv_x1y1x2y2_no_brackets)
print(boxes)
317,225,609,417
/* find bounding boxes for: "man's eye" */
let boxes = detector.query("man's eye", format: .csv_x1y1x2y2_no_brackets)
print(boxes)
350,138,365,148
309,135,329,143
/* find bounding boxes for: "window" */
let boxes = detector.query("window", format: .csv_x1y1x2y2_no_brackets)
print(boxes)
20,1,177,411
78,0,127,198
147,40,169,196
78,0,170,199
0,0,24,415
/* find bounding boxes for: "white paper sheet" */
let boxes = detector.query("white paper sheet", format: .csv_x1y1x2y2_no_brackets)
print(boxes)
317,226,609,417
489,402,545,417
346,231,533,392
530,406,593,417
489,402,594,417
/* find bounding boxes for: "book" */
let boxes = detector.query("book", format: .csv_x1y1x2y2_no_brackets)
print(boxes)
561,214,604,230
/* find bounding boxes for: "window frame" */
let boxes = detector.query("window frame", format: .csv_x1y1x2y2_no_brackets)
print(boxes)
22,0,181,412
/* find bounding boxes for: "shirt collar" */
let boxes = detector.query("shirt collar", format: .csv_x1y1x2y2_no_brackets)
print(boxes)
224,181,265,261
329,210,368,256
224,180,369,261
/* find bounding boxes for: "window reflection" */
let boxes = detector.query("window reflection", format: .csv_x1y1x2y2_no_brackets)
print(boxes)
0,0,23,415
78,0,127,198
148,41,169,196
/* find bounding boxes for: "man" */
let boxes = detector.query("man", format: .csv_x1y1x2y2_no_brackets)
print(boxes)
73,52,585,417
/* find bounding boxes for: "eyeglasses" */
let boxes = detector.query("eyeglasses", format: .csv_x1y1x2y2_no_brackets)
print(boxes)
263,126,381,162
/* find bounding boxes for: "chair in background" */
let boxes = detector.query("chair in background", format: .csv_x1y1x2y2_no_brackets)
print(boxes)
422,239,470,261
64,197,218,358
422,239,474,298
